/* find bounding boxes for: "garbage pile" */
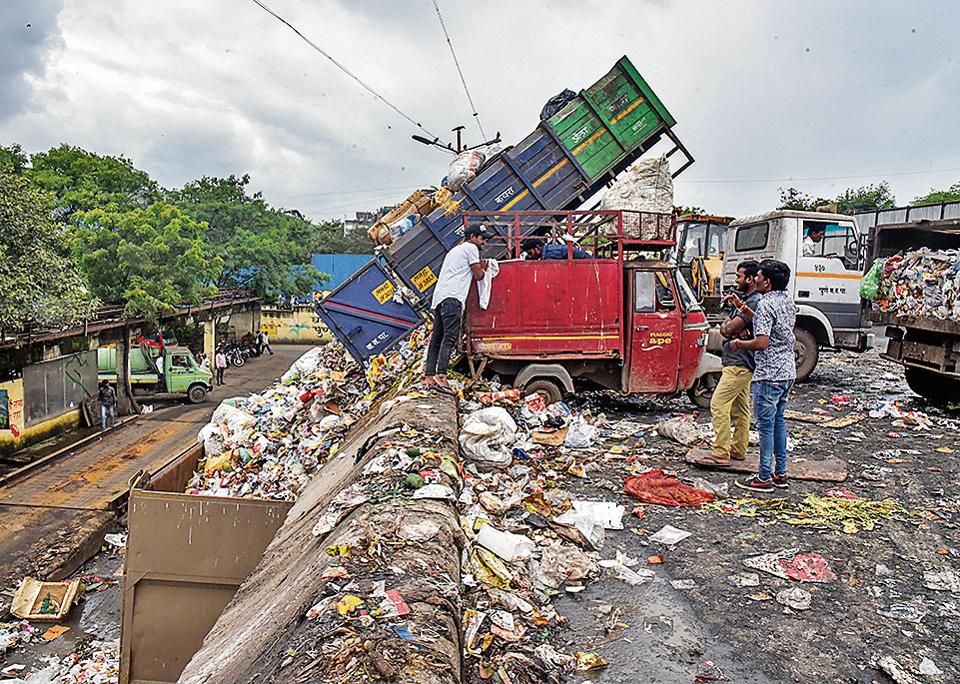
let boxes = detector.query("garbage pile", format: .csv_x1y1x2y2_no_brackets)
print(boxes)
1,639,119,684
187,329,428,500
865,248,960,322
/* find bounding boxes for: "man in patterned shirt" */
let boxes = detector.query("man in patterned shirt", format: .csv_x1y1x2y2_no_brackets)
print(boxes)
728,259,797,492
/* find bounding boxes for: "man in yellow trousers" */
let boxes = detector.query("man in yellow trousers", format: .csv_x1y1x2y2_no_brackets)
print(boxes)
702,260,760,466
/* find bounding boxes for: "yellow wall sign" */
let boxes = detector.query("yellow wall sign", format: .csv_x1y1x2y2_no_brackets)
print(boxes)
411,265,438,292
372,280,395,304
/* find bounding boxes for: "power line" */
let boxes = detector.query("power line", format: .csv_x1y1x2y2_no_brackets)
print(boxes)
676,165,960,185
281,184,429,199
430,0,486,139
249,0,441,140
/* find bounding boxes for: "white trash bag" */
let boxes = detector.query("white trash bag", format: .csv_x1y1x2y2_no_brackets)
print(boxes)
459,407,517,469
600,155,673,238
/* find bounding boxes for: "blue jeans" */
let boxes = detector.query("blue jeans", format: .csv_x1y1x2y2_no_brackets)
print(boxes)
751,380,793,481
101,404,117,431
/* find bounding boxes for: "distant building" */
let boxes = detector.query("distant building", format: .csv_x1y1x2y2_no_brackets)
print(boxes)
343,206,395,235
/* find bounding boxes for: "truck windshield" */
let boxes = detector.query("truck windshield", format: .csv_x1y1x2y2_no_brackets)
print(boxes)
675,271,702,312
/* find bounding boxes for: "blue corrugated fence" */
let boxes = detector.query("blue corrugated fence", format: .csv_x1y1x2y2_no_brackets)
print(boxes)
312,253,374,293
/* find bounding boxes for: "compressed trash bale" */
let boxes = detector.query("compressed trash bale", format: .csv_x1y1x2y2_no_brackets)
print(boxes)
178,393,463,684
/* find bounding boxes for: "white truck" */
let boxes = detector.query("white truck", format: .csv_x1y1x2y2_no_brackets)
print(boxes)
720,210,872,380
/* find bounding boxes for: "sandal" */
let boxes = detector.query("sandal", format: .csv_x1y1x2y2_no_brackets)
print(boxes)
698,453,732,468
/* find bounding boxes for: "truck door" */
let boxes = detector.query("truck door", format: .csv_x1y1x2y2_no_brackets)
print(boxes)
626,270,683,393
164,352,196,393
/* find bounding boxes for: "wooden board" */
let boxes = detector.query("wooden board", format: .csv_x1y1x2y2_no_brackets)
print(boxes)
685,447,848,482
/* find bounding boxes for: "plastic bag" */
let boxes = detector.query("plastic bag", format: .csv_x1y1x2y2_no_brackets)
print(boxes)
448,149,486,192
459,407,517,468
563,415,597,449
859,258,884,300
600,155,674,238
540,88,577,120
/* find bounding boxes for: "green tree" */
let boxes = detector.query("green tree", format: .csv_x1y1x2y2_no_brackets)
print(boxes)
777,187,832,212
168,175,329,302
70,203,222,320
913,182,960,206
0,168,96,333
834,182,896,214
28,144,159,218
0,143,29,174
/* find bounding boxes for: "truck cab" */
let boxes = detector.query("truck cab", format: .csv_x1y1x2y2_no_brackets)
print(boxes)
722,210,871,380
675,214,733,306
464,210,719,406
98,346,213,404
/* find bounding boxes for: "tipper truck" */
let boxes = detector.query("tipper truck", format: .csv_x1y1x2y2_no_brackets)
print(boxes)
315,55,693,364
857,201,960,403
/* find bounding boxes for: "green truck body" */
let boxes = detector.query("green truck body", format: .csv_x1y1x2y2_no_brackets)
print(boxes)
97,346,213,404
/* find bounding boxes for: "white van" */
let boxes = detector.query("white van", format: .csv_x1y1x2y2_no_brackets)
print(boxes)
722,210,871,380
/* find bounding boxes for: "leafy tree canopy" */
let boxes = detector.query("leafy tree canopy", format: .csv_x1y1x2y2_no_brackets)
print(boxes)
69,203,222,321
778,182,896,214
777,187,833,212
0,144,29,174
913,182,960,206
28,144,159,218
0,168,96,333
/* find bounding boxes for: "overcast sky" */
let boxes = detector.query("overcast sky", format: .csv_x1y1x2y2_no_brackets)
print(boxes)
2,1,959,221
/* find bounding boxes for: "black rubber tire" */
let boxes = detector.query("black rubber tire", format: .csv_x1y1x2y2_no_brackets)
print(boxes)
794,327,819,382
231,354,245,368
688,371,720,409
524,379,564,406
904,367,960,404
188,384,208,404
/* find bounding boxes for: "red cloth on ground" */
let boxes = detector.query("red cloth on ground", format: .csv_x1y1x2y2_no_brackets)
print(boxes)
624,469,715,507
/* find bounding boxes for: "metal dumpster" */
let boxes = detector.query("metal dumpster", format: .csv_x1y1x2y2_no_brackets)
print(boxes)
385,54,692,304
313,259,424,362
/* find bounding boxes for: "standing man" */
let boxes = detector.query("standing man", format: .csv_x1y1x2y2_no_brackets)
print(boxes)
701,260,760,467
215,348,228,386
257,329,274,356
424,225,490,392
730,259,797,492
98,380,117,432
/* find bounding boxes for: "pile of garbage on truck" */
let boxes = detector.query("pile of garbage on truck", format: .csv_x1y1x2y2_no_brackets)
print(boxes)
186,328,428,500
863,248,960,322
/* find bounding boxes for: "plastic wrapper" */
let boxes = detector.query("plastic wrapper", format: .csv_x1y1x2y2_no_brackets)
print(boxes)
872,248,960,322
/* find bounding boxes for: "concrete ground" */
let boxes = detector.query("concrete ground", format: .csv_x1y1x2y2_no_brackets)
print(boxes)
0,345,309,612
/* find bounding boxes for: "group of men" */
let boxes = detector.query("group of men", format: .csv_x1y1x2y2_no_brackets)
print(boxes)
708,258,797,492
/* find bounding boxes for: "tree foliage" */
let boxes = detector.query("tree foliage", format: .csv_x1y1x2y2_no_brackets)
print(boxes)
0,144,28,174
28,144,159,218
70,203,221,320
779,182,896,214
0,168,96,333
913,182,960,206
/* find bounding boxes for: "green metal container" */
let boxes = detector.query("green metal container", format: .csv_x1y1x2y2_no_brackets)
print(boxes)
547,56,677,181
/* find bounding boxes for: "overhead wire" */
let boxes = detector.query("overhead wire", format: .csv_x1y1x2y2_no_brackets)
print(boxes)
676,165,960,185
430,0,486,139
249,0,441,140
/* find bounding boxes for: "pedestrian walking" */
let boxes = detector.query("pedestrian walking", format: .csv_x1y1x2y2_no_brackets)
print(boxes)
215,349,228,386
98,380,117,432
424,225,490,392
257,329,273,356
702,260,761,467
730,259,797,492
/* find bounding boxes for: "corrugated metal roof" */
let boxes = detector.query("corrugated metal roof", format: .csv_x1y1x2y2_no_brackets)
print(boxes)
312,253,374,292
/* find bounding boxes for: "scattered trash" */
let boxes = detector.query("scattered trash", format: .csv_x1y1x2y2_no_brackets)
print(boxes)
742,549,838,583
103,533,127,549
624,469,716,507
694,659,728,682
703,493,909,534
42,625,71,641
459,407,518,468
923,569,960,593
730,572,760,587
599,558,655,586
475,524,536,562
670,579,697,590
874,654,923,684
575,651,609,671
877,603,926,624
656,415,711,446
775,587,812,611
918,656,943,676
11,578,82,621
648,524,692,546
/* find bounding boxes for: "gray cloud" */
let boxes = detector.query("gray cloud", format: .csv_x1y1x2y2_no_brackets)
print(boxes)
1,0,958,219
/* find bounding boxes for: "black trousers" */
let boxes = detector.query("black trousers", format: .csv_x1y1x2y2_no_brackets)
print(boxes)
425,298,462,375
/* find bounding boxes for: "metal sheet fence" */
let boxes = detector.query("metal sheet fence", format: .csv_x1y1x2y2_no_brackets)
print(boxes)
22,351,97,427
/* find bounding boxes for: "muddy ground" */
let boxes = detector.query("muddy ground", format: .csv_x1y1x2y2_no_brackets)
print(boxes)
551,347,960,683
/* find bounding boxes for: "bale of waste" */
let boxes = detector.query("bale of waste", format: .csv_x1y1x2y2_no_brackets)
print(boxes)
178,394,464,684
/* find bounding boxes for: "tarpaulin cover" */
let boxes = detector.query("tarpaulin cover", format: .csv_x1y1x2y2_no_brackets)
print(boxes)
623,469,715,507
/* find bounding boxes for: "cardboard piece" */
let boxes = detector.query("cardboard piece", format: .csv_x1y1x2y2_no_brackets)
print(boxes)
784,411,866,429
531,427,569,446
685,447,848,482
11,578,82,621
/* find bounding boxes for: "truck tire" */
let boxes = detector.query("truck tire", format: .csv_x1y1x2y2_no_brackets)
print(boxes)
904,367,960,404
794,327,819,382
687,371,720,409
524,379,563,406
188,384,208,404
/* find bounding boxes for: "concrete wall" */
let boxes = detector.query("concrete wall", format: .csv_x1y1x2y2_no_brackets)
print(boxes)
259,306,332,345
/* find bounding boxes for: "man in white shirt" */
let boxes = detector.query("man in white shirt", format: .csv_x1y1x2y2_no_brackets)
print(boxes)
424,225,490,391
802,224,825,257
